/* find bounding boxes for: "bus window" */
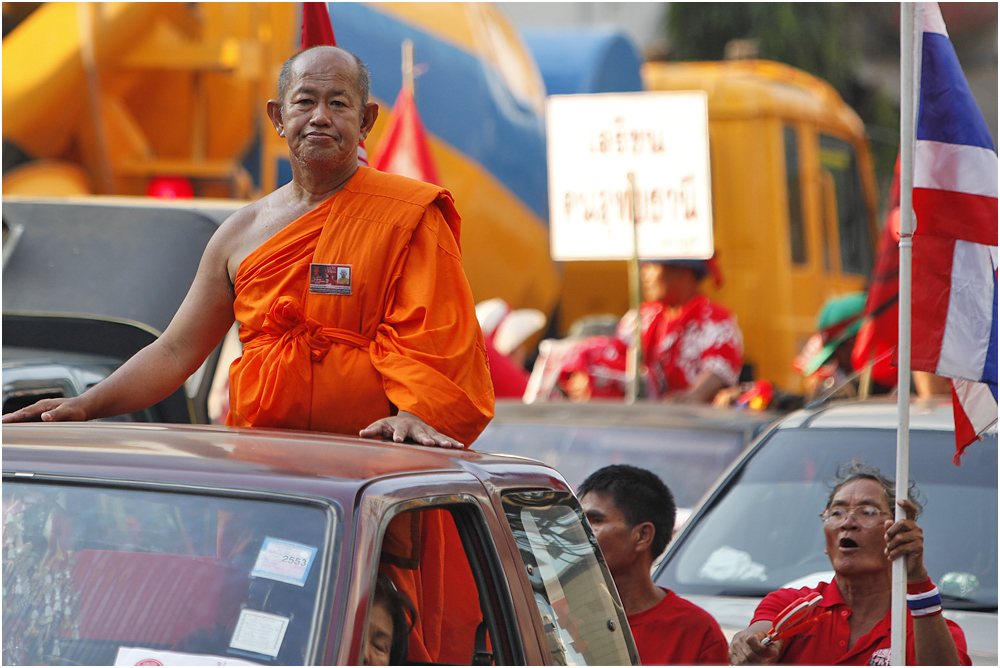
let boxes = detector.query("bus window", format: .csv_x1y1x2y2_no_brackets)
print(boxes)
783,126,807,265
819,135,874,276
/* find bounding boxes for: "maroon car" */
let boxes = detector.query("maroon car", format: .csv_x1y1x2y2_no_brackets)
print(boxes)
2,422,638,666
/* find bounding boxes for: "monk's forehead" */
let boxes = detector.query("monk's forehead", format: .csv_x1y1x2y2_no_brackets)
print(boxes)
290,48,359,89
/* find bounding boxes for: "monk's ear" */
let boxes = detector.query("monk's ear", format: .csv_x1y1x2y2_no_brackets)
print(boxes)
359,102,379,141
267,99,285,137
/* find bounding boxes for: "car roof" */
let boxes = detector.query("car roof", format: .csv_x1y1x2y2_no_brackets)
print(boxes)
490,398,779,433
771,396,994,433
2,422,566,502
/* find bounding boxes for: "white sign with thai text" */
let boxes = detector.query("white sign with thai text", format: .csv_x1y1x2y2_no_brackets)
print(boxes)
546,92,713,261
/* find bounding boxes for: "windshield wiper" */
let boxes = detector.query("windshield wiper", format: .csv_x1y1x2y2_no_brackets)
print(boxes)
941,594,997,612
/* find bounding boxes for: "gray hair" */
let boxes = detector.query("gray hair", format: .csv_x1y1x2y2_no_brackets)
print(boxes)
277,46,371,108
825,459,924,518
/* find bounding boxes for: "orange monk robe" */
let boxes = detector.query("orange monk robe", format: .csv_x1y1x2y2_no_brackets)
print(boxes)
226,167,494,445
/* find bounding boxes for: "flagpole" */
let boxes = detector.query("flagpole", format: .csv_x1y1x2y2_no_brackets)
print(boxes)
626,172,643,404
893,2,923,664
402,39,415,98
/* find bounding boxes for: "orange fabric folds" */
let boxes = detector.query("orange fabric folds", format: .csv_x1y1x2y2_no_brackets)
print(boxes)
227,167,494,444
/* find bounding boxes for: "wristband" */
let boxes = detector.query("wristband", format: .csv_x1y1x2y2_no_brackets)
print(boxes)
906,579,942,617
906,578,935,595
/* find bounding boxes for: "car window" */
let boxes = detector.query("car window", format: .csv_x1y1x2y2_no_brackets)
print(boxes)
655,428,998,611
819,134,874,276
478,424,744,510
502,490,635,666
2,481,333,666
783,125,807,266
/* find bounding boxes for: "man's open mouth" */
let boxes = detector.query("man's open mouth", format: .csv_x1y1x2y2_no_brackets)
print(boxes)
839,537,859,548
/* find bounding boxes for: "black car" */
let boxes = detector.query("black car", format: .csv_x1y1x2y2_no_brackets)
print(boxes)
2,196,245,423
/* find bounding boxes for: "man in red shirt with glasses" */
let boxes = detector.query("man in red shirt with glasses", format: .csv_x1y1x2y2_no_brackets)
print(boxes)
729,460,969,665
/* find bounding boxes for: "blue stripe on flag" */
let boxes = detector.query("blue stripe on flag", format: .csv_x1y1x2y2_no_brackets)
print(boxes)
918,33,996,150
984,270,999,396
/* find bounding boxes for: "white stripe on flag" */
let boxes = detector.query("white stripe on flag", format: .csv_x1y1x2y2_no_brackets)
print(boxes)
938,240,996,380
954,378,999,434
915,140,999,198
924,3,949,38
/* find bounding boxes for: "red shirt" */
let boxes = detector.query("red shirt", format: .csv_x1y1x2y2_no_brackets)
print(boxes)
558,295,743,399
628,588,728,665
484,339,530,398
752,579,971,665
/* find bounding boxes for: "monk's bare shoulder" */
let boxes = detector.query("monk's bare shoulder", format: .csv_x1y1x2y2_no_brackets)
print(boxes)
217,187,301,283
215,179,351,283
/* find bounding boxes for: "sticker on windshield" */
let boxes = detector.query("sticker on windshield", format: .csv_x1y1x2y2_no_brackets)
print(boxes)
114,646,262,665
229,609,289,658
250,537,317,587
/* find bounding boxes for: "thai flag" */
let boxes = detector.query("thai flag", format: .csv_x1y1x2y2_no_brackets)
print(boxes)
911,3,998,464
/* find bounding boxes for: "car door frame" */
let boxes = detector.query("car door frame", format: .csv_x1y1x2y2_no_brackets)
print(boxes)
334,471,540,665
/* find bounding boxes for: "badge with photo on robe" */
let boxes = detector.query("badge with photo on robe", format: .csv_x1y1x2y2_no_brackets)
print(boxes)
310,263,352,295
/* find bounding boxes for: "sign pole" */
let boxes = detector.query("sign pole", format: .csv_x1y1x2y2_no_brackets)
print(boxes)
626,172,643,403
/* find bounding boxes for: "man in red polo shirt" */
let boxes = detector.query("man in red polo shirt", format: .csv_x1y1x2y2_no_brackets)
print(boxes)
729,461,969,666
578,465,728,665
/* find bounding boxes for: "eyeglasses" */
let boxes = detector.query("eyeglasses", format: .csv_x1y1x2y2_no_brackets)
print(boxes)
819,505,890,528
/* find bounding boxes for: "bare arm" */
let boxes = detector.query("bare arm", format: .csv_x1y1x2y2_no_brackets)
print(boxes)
886,499,963,666
3,225,237,423
671,370,728,404
729,621,782,665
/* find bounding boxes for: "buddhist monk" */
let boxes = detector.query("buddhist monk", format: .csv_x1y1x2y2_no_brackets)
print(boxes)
2,46,494,448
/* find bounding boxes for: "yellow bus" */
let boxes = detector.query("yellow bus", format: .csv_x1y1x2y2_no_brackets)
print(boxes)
558,59,879,392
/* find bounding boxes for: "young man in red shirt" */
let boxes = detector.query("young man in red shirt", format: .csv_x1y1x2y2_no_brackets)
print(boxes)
578,465,728,665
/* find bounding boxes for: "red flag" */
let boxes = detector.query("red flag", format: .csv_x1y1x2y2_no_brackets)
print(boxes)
851,158,900,389
300,2,370,165
370,86,441,186
300,2,336,48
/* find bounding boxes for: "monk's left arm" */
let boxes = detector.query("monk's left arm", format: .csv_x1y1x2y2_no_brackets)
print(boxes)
369,198,495,446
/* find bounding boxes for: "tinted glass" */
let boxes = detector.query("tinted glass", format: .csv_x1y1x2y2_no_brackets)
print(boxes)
819,134,874,276
784,126,806,265
2,482,333,666
479,424,745,510
502,491,634,666
655,428,998,611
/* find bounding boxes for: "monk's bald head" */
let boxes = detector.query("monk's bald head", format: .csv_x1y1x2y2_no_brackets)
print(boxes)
278,46,371,107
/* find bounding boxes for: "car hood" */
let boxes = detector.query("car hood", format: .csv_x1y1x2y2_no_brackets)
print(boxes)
684,594,998,665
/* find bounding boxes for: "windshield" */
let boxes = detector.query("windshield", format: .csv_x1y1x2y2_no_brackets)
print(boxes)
655,428,998,611
477,423,746,509
2,481,334,666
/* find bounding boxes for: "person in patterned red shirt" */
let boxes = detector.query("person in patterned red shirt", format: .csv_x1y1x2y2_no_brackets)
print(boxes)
579,465,728,665
559,259,743,403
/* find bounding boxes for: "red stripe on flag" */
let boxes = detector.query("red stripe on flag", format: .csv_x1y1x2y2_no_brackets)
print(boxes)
913,188,999,245
951,381,977,465
911,235,955,373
